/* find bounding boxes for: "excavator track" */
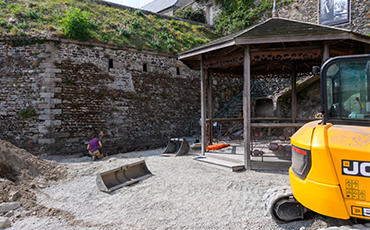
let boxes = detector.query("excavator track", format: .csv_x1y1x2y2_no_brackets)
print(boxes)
264,187,307,223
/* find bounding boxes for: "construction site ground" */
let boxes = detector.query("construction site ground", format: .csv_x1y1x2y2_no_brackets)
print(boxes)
0,139,369,230
194,140,292,172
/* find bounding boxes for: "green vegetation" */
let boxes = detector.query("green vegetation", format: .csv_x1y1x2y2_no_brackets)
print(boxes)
0,0,218,53
60,7,93,41
195,0,295,35
174,6,205,24
19,106,36,118
64,79,74,86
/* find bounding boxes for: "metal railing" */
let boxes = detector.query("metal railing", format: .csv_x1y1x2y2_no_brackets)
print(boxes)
213,91,243,119
206,118,316,160
213,78,291,120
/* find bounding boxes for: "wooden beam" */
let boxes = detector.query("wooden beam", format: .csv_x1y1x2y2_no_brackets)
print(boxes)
207,117,316,122
179,55,202,61
349,33,370,44
291,67,297,123
250,45,322,52
209,46,241,58
207,69,213,145
201,54,207,156
251,123,306,127
178,40,236,60
203,51,244,69
243,45,251,170
323,41,330,61
210,65,307,75
235,33,351,45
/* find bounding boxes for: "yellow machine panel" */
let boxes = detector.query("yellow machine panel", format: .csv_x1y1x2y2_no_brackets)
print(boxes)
327,125,370,220
290,120,320,150
290,168,350,219
290,123,370,220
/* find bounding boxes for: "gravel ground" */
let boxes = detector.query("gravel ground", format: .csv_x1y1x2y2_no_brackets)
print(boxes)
7,148,355,230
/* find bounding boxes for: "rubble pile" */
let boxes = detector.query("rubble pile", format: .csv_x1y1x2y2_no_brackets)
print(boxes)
0,139,68,227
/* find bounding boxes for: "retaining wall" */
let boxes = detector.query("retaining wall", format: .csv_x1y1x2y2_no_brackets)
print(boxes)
0,39,241,155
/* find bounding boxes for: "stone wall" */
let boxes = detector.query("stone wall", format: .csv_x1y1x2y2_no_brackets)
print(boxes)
0,40,198,154
185,0,369,34
261,0,370,35
0,41,46,151
187,0,222,25
278,80,322,119
0,39,242,155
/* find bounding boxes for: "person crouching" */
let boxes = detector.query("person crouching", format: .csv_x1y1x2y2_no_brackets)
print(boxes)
87,133,104,161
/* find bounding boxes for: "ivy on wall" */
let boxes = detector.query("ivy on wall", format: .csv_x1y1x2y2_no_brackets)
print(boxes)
174,6,206,24
195,0,296,35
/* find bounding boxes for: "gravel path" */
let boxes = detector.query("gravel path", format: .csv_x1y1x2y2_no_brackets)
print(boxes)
7,149,356,230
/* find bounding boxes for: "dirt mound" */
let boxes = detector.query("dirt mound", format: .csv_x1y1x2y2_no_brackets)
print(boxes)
0,139,68,221
0,140,66,185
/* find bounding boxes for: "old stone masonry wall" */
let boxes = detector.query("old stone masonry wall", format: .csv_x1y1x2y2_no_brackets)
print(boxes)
0,40,201,155
262,0,370,35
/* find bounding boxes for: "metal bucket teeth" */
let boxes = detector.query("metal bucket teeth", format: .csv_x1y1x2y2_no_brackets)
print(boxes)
96,159,152,192
161,138,190,156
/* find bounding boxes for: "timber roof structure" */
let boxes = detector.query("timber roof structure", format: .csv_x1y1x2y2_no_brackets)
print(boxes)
182,17,370,166
179,18,370,76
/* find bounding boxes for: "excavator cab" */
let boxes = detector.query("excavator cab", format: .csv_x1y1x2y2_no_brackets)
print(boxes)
267,54,370,222
322,55,370,123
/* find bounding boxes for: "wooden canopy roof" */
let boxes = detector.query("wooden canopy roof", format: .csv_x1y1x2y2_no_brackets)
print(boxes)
179,18,370,77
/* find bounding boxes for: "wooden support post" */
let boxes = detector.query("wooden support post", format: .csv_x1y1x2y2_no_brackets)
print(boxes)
243,46,251,170
201,54,207,156
321,41,330,124
291,67,297,136
323,41,330,61
208,69,213,145
291,67,297,124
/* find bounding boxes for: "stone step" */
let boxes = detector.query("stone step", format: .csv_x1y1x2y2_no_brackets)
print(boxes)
206,152,244,164
194,154,292,171
193,156,245,172
251,160,292,171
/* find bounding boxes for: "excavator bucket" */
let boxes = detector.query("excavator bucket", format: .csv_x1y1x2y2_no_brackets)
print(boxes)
96,159,152,193
161,138,190,156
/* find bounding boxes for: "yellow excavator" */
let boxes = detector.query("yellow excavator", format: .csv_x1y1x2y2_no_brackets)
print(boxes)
267,54,370,222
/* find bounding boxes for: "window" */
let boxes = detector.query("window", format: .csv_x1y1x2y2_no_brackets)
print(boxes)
176,67,180,75
326,59,370,120
109,59,113,69
143,63,147,72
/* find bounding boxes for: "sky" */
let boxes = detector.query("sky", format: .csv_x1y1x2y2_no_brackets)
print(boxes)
104,0,154,9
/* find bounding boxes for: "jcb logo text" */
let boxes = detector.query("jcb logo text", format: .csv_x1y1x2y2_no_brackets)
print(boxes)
342,160,370,178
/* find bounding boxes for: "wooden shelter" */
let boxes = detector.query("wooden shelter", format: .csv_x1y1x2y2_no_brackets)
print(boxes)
178,18,370,169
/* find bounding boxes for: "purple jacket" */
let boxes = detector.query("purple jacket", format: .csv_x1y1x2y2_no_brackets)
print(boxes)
89,138,101,151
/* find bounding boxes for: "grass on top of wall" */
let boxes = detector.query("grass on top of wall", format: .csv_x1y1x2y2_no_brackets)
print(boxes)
0,0,219,54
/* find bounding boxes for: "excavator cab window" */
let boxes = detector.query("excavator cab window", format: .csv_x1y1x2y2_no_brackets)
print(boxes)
322,55,370,125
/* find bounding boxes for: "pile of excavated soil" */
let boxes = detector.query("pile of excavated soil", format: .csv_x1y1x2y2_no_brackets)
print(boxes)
0,140,68,222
